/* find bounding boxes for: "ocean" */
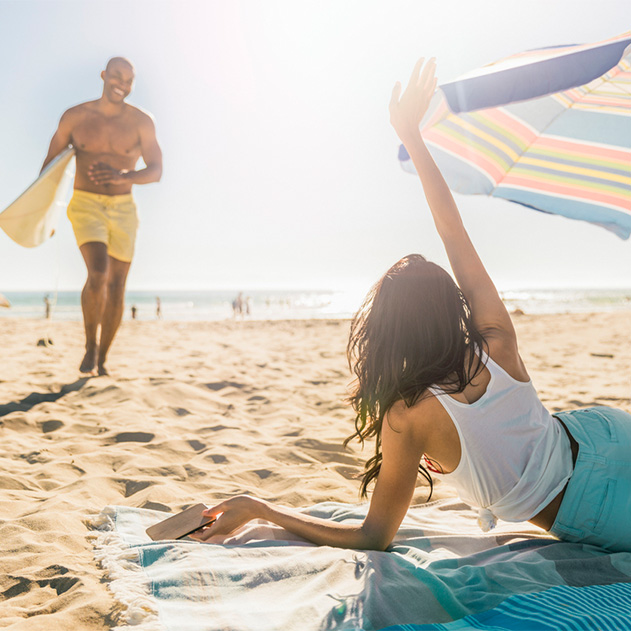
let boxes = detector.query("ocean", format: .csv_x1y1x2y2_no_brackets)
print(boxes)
0,289,363,322
1,287,630,322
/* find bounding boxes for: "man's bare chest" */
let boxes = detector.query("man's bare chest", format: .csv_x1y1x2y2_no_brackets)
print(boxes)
71,114,140,157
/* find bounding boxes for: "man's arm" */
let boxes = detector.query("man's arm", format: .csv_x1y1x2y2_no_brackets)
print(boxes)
87,113,163,186
41,111,73,173
125,113,163,184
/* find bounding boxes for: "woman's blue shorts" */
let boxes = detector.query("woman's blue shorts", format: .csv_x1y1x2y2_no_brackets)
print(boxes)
550,407,631,552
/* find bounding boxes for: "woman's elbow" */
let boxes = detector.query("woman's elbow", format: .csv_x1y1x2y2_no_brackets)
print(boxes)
359,526,392,552
366,538,392,552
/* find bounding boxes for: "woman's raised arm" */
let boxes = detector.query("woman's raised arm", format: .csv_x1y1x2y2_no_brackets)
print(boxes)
390,58,515,341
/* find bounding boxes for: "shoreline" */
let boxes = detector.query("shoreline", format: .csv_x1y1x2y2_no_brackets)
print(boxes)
2,286,631,323
2,304,631,323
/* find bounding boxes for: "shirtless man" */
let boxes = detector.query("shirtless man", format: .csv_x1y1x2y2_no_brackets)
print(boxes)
42,57,162,375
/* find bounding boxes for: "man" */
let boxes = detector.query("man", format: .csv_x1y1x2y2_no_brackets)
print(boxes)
42,57,162,375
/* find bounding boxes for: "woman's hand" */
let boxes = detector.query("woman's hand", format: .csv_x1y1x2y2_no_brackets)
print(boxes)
189,495,265,542
389,57,437,142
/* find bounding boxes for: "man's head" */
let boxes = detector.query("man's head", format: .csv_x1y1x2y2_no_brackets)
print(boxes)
101,57,135,103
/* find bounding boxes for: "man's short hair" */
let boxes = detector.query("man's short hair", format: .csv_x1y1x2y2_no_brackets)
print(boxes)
105,57,135,73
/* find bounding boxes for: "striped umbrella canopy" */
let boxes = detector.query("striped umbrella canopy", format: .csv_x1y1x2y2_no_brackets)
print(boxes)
399,32,631,238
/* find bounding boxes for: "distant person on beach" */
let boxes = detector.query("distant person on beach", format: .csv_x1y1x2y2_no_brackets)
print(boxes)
192,59,631,554
41,57,162,376
156,296,162,319
232,292,243,318
43,294,52,319
131,305,137,320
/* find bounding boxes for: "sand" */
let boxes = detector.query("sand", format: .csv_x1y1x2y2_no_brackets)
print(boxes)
0,312,630,629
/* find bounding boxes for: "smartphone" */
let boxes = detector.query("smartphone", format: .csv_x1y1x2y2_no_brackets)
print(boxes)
145,503,216,541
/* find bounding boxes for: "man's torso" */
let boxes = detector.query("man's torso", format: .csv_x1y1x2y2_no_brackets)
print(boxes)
68,100,144,195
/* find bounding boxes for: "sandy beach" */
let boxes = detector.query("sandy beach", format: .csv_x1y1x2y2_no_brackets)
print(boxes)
1,312,630,629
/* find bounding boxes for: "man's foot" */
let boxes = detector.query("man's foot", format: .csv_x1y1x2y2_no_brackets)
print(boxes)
97,363,109,377
79,349,97,373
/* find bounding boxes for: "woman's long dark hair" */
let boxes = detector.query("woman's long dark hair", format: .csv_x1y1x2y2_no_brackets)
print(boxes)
346,254,487,498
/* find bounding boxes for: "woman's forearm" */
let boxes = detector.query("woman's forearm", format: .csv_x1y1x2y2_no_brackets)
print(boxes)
400,131,465,241
258,500,387,550
196,495,389,550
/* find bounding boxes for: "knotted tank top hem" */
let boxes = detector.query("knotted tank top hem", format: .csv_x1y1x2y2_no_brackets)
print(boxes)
428,353,573,531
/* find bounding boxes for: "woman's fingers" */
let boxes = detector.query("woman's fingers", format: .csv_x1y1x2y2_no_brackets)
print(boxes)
192,496,259,542
202,505,222,518
408,57,425,88
190,522,219,541
419,57,436,87
389,81,402,110
399,58,437,107
189,511,228,541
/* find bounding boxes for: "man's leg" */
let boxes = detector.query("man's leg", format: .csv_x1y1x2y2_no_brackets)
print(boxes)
97,256,131,376
78,242,109,373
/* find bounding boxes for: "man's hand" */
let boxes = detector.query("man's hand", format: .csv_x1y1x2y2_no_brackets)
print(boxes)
87,161,130,186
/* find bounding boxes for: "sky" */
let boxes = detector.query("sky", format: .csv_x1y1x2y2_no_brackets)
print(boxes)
0,0,630,294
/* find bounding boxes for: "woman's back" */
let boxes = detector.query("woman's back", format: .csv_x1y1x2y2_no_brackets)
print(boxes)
426,350,573,530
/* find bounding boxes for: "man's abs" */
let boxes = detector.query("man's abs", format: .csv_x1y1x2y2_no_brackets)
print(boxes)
74,149,138,195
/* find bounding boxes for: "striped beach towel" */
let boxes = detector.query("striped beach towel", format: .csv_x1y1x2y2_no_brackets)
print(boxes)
90,498,631,630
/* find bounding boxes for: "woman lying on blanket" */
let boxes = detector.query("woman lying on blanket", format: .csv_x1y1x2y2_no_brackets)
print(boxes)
192,58,631,553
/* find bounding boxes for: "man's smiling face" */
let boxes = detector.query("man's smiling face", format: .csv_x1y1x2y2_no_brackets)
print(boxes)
101,60,135,104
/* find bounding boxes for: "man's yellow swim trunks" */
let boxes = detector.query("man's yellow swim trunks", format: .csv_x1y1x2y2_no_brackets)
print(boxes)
67,190,138,262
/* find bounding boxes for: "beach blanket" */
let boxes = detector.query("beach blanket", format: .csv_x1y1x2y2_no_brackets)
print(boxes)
89,499,631,631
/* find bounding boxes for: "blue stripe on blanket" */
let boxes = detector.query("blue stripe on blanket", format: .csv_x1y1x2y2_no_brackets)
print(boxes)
381,582,631,630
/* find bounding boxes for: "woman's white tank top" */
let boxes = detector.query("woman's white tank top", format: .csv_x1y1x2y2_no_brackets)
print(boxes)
428,353,573,531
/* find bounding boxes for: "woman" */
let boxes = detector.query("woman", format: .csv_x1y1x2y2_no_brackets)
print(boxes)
192,59,631,553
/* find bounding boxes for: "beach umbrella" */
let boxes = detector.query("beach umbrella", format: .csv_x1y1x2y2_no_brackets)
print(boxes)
0,293,10,308
399,32,631,238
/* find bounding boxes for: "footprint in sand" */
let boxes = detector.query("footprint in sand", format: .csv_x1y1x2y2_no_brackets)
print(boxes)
283,429,303,437
246,395,270,409
20,450,52,464
2,565,80,600
142,500,171,512
188,439,206,451
183,464,207,480
113,432,154,443
40,419,64,433
294,438,346,452
124,480,152,497
201,424,230,432
252,469,272,480
205,454,228,464
204,381,245,391
332,465,360,480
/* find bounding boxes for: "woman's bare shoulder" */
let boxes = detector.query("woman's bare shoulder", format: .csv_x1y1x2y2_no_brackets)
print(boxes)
386,392,448,437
